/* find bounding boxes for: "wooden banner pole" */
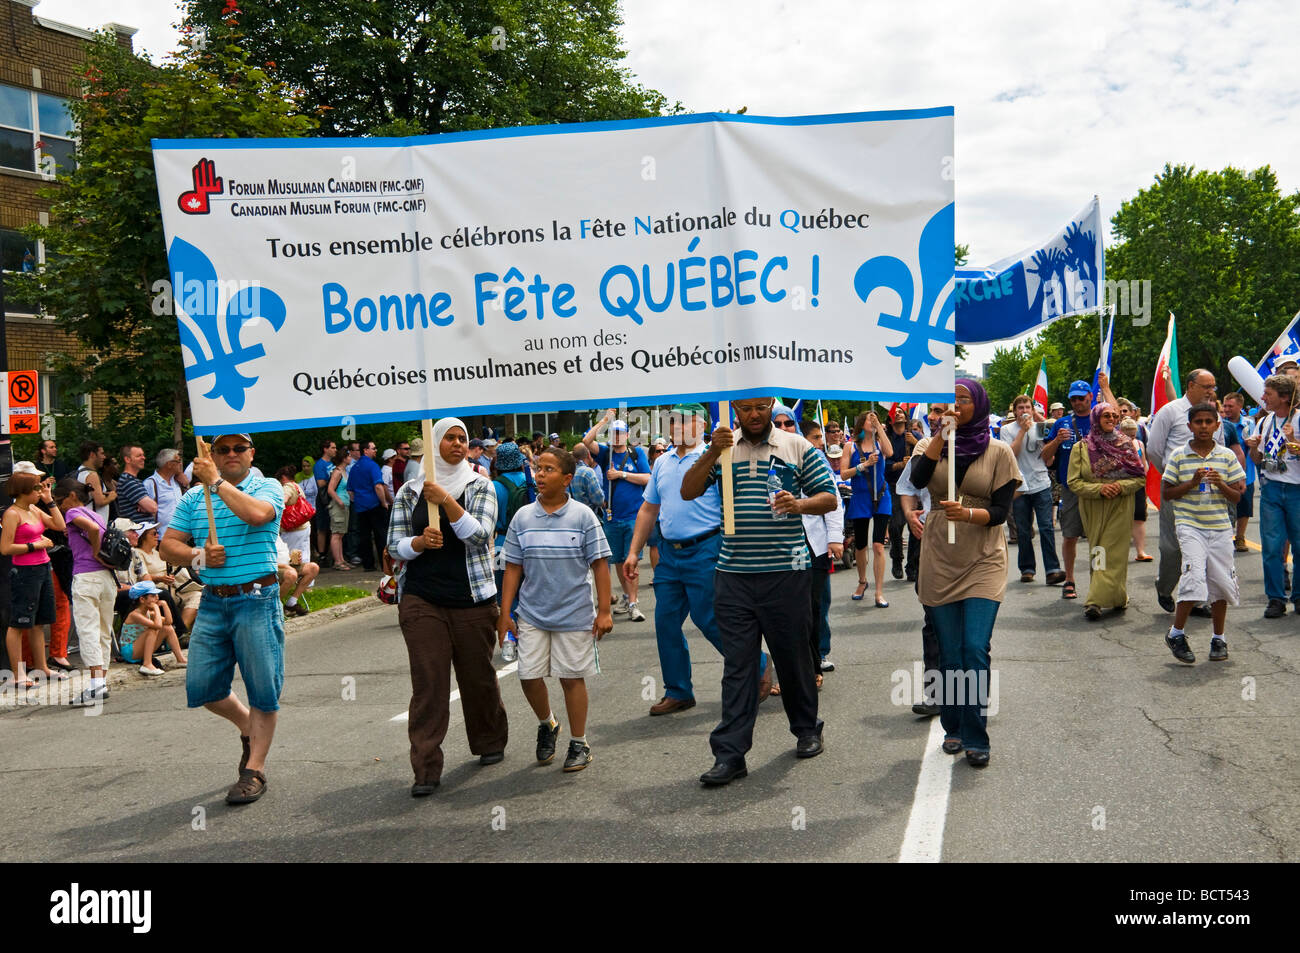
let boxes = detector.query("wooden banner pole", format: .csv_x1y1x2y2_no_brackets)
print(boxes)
196,435,219,545
947,423,956,544
421,419,438,527
719,400,735,536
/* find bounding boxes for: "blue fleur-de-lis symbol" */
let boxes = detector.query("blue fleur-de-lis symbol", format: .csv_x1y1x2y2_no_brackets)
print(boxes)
853,203,955,380
169,238,286,411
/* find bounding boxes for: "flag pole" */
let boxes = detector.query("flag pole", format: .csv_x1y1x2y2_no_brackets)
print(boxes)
195,435,219,545
718,401,735,535
420,419,438,527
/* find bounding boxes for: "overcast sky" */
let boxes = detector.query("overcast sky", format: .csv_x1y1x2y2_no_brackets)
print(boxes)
31,0,1300,368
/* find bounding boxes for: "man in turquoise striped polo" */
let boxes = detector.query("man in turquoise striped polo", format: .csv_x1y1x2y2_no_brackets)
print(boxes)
161,433,285,806
681,397,839,785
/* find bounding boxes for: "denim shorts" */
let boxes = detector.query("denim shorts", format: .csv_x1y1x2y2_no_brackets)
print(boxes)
185,584,285,712
603,519,641,563
8,563,55,628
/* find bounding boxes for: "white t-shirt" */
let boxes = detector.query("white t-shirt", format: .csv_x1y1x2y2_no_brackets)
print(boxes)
1000,419,1051,495
1256,409,1300,485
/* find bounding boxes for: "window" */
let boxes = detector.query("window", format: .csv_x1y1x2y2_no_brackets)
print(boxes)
0,83,77,175
1,227,43,313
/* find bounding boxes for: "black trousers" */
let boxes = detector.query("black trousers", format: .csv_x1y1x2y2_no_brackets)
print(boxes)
357,505,389,571
711,569,821,763
807,555,830,672
889,504,920,576
921,605,940,705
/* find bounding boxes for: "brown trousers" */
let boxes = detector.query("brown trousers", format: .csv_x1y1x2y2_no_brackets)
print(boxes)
398,595,509,784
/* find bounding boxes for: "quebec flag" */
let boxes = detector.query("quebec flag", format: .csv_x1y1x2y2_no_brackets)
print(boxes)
954,197,1103,344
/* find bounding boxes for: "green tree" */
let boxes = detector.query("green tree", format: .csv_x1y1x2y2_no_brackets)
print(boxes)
18,23,315,448
981,333,1074,414
184,0,678,137
1102,163,1300,408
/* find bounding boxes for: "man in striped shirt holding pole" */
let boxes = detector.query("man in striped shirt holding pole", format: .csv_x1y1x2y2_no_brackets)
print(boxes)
161,433,286,806
681,397,838,785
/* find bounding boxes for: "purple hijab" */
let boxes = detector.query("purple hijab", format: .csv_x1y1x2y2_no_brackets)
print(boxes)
942,378,991,462
1085,402,1145,479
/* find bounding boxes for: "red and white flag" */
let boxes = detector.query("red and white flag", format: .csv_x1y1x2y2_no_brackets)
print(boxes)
1147,312,1179,508
1032,358,1049,416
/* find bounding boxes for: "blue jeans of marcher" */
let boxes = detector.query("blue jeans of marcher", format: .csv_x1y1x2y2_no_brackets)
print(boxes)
1013,487,1060,575
929,597,999,753
186,584,285,712
1260,480,1300,603
652,534,725,700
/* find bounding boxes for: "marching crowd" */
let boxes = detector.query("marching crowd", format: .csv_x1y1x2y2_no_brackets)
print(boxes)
3,360,1297,803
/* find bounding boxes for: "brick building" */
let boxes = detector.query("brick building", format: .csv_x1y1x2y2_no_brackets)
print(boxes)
1,0,136,426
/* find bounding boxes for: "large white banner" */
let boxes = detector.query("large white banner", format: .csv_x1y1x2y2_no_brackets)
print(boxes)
153,110,954,434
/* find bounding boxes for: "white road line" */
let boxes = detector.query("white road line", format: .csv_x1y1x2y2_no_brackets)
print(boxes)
898,717,955,863
390,662,518,722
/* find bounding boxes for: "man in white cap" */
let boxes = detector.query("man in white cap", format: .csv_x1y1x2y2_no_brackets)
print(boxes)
160,433,286,806
582,407,651,621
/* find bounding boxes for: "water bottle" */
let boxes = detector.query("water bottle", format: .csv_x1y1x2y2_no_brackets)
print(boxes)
767,463,788,520
1199,471,1209,494
501,631,518,662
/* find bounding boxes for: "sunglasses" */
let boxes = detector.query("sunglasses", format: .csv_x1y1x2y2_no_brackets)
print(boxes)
776,420,798,429
212,444,251,455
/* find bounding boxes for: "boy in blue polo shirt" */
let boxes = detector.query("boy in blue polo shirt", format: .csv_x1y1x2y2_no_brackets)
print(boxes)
498,446,613,772
582,409,651,621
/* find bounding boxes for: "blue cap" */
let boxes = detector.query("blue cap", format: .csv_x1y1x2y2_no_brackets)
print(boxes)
129,580,162,599
1068,380,1093,398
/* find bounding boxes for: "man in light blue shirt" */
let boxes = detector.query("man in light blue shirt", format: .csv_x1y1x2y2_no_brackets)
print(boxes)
624,403,768,715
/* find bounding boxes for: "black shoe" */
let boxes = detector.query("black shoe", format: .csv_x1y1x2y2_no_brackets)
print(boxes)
1189,603,1213,618
965,750,990,768
536,721,561,765
562,740,592,772
1165,632,1196,664
699,760,747,785
912,703,940,717
1157,594,1175,613
1084,604,1102,621
795,732,824,759
1264,599,1287,619
1209,637,1228,662
892,561,904,580
479,751,504,766
942,738,963,755
69,685,108,707
905,573,918,583
410,781,440,797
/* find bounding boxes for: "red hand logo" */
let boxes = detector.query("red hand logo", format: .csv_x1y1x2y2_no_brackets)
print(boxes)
177,158,223,214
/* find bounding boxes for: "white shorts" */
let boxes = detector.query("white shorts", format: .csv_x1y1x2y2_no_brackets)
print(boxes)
1176,525,1240,606
516,619,598,679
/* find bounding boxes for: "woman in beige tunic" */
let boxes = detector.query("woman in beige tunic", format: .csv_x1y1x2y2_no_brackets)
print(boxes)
1067,402,1146,620
910,379,1021,768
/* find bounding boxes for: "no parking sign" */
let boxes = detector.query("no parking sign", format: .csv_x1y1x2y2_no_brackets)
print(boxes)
0,370,39,434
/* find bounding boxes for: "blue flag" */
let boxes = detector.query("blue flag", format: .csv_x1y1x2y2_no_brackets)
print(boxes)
954,197,1103,344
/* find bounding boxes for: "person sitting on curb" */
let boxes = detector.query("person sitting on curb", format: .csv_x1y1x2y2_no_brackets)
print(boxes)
119,580,187,676
275,535,318,617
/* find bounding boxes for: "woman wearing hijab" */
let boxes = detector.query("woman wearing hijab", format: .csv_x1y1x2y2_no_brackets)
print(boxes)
387,417,509,796
910,380,1021,768
1067,403,1147,620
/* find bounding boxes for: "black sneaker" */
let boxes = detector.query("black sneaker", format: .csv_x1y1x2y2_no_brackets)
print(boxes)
536,721,561,765
1264,599,1287,619
1157,593,1176,613
562,740,592,772
1209,637,1228,661
1165,632,1195,664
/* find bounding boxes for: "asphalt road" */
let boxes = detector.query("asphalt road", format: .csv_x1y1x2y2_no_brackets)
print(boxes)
2,533,1296,863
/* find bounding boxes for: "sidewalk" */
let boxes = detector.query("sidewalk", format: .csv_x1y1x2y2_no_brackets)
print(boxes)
2,566,392,710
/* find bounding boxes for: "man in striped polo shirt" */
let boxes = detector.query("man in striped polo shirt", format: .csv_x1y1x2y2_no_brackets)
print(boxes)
1160,404,1245,664
681,397,839,785
161,433,285,805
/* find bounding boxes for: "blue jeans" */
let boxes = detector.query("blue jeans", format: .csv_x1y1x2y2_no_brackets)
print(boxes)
652,534,726,700
1260,480,1300,602
1012,487,1060,575
186,585,286,712
929,598,999,753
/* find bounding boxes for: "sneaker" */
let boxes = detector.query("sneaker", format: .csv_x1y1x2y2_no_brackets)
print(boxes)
1165,631,1196,664
69,685,108,706
348,556,363,566
225,768,267,805
626,602,646,622
819,657,835,672
138,665,165,677
536,720,561,764
1264,598,1287,619
612,594,629,616
1209,637,1228,661
562,740,592,772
